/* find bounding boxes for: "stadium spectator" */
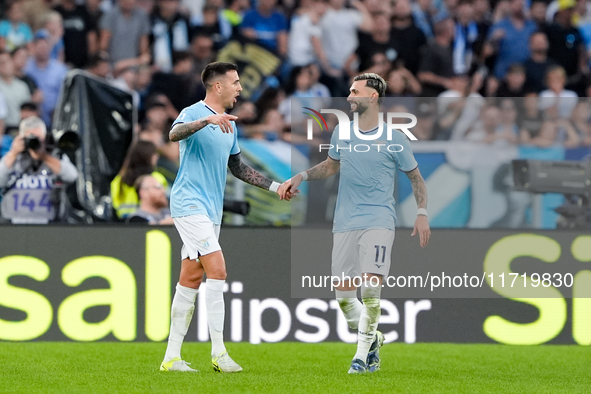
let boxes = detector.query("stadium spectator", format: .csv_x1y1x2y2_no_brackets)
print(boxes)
0,1,34,52
143,94,178,131
524,32,555,93
386,64,422,97
418,15,455,97
495,97,520,143
85,52,111,78
85,0,104,33
54,0,98,69
483,0,537,81
437,72,485,140
571,99,591,141
139,123,179,184
150,50,200,112
126,174,173,224
320,0,372,72
278,65,326,131
240,0,288,56
412,0,435,40
495,63,526,97
345,12,396,76
19,101,39,120
0,50,31,132
99,0,151,65
544,0,587,92
307,63,331,107
220,0,250,36
191,33,215,78
43,11,65,62
149,0,192,72
111,62,141,107
288,0,334,75
389,0,427,76
466,103,501,142
110,139,167,219
0,116,78,223
539,65,578,118
453,0,479,75
518,94,545,144
181,0,205,24
24,29,68,125
11,46,42,105
536,102,581,147
530,0,548,28
192,4,228,49
413,99,437,140
359,52,391,79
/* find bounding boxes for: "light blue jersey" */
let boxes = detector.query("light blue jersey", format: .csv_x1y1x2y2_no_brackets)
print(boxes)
170,101,240,223
328,122,418,233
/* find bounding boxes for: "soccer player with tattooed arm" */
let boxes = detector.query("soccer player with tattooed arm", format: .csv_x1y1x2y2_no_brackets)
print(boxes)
160,62,293,373
280,73,430,374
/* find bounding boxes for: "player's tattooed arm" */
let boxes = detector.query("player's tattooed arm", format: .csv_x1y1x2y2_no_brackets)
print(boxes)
228,153,273,190
306,157,340,180
169,119,210,142
407,167,428,209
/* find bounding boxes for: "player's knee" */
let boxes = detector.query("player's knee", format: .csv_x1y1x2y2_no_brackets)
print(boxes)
360,279,382,310
207,266,227,280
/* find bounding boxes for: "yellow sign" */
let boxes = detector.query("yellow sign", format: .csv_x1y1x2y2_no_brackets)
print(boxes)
0,230,171,341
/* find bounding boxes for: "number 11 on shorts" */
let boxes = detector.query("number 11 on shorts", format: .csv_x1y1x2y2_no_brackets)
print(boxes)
374,245,386,263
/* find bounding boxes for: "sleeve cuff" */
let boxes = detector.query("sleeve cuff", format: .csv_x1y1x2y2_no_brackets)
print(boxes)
400,164,419,173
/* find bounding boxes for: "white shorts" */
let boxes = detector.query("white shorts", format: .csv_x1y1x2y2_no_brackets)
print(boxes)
173,214,221,260
332,229,395,278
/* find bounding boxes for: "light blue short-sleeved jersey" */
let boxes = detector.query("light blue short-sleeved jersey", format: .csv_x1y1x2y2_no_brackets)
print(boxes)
170,101,240,223
328,122,418,233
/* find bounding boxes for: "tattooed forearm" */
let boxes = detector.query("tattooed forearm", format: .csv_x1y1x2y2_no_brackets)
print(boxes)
407,168,428,209
230,162,273,190
169,118,210,142
307,159,339,180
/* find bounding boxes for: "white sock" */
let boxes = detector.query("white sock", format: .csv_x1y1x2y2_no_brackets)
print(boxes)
335,290,362,330
205,279,227,357
164,283,198,362
353,285,381,363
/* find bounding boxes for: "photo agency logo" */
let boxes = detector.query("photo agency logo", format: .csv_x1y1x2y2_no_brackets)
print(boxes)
303,107,418,153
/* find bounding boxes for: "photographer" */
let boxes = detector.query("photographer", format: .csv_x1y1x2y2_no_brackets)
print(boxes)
0,116,77,223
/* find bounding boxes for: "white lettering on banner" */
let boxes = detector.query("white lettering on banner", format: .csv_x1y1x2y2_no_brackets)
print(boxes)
0,230,433,343
249,298,292,344
294,299,330,343
404,300,432,344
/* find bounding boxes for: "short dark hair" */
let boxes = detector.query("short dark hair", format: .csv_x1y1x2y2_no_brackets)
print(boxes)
354,73,387,98
172,50,192,66
20,102,38,112
201,62,239,89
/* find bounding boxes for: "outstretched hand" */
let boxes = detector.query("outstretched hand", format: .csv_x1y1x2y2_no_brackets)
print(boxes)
207,114,238,133
411,215,431,248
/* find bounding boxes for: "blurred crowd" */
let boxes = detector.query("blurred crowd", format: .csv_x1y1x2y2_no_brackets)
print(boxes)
0,0,590,224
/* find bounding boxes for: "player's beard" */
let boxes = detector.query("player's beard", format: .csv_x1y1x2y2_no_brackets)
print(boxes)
350,100,369,116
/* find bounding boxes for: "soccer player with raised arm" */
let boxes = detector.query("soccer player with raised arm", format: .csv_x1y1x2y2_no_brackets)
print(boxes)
160,62,292,373
282,73,430,374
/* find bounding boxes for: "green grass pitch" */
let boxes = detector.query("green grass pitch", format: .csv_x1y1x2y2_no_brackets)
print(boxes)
1,342,589,393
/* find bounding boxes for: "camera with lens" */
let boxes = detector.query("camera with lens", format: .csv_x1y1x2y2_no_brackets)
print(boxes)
24,135,42,151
